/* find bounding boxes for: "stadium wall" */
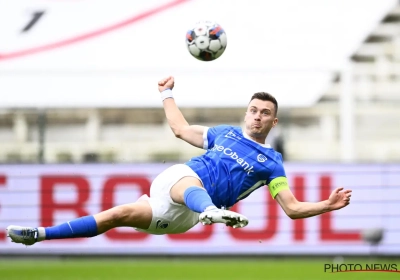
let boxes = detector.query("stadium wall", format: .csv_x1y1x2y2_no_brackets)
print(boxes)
0,163,399,256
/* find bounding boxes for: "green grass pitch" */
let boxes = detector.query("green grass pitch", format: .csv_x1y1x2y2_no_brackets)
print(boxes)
0,257,399,280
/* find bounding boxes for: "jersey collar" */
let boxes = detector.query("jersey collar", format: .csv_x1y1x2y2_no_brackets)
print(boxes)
242,131,271,148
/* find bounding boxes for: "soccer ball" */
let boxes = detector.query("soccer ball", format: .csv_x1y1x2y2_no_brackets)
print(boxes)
185,21,227,61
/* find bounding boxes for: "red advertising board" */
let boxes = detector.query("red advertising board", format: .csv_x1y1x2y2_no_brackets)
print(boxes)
0,163,399,255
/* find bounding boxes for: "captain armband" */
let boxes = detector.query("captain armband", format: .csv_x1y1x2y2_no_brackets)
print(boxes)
268,177,289,199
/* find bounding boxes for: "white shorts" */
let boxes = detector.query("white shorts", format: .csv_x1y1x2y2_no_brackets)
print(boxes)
135,164,203,235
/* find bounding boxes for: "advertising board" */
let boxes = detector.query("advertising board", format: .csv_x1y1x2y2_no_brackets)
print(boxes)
0,163,398,255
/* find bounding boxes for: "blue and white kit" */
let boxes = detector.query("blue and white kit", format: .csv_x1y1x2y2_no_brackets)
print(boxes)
186,125,288,208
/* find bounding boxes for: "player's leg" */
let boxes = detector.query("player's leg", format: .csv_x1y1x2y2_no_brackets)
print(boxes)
170,176,248,228
170,176,217,213
94,200,152,233
7,200,152,246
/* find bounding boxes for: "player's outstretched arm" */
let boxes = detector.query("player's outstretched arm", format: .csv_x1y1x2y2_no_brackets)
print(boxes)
275,187,352,219
158,76,208,149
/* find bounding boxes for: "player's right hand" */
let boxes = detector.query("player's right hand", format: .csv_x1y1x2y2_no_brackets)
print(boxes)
158,76,175,93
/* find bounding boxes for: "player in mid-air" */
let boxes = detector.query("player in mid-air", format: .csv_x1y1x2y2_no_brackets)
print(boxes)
7,76,352,245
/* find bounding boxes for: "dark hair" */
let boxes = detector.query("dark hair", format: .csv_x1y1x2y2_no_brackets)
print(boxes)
250,92,278,116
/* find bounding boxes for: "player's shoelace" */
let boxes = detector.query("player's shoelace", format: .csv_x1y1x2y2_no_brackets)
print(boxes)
13,228,38,242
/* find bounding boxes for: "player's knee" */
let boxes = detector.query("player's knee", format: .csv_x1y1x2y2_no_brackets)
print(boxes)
113,202,152,229
170,177,203,204
105,205,131,225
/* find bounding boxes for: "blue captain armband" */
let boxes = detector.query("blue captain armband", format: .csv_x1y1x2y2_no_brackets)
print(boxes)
268,177,289,199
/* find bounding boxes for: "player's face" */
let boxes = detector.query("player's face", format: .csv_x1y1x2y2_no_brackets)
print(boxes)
244,99,278,142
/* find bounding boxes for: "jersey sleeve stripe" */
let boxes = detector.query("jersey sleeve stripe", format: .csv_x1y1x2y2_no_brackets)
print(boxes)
202,127,209,150
236,180,266,201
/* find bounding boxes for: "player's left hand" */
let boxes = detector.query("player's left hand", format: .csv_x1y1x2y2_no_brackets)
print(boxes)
327,187,352,210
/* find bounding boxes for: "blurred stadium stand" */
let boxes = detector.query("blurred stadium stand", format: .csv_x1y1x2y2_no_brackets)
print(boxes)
0,2,399,164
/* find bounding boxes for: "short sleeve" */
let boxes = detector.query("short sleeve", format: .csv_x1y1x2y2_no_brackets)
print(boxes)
203,125,231,150
268,162,286,182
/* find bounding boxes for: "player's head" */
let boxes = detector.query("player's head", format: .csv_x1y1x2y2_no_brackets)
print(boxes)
250,92,278,116
244,92,278,142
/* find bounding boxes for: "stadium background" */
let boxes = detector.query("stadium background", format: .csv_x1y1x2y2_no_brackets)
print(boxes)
0,0,399,279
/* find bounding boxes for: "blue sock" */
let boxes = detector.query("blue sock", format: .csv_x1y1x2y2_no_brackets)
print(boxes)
44,215,98,240
183,186,216,213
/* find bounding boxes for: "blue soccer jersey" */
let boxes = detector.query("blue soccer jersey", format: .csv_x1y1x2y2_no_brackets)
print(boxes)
185,125,288,208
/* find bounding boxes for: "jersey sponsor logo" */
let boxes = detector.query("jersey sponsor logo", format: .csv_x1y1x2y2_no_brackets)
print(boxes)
211,144,254,175
156,219,169,229
257,154,268,162
224,130,242,141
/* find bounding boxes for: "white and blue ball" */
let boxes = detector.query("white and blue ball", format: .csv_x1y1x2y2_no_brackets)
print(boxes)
186,21,227,61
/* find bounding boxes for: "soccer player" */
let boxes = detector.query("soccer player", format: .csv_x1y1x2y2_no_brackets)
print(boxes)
7,76,352,245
